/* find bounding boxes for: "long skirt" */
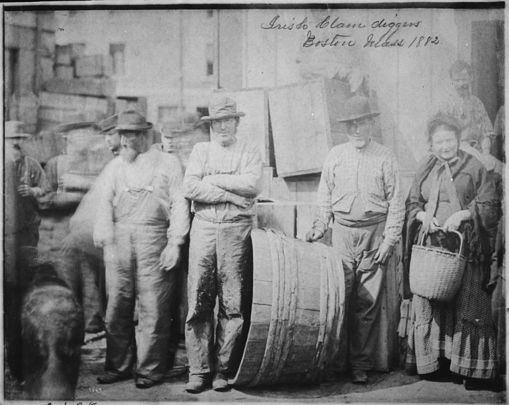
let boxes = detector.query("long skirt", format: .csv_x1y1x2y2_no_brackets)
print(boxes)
407,261,498,379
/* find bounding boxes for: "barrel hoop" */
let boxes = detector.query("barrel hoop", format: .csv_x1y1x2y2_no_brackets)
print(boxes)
312,246,329,379
274,235,298,379
250,229,281,386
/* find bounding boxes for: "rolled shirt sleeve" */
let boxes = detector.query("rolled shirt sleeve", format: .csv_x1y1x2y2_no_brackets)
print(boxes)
312,152,334,235
382,153,405,246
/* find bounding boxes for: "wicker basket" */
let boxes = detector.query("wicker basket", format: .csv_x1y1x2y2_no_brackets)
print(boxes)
409,230,466,302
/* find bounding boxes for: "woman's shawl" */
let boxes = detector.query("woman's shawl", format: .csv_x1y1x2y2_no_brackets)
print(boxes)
402,150,500,298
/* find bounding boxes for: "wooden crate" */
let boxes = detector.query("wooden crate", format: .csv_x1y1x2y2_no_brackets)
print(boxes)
39,91,109,113
54,64,74,80
40,56,54,82
5,25,34,49
75,54,113,78
268,79,353,177
214,88,270,166
38,31,55,57
55,44,72,65
42,77,115,98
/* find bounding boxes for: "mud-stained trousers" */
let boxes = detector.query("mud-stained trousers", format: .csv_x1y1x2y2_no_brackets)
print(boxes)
103,223,177,381
185,217,252,377
332,220,387,371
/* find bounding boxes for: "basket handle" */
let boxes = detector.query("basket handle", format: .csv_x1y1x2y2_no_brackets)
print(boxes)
417,228,464,255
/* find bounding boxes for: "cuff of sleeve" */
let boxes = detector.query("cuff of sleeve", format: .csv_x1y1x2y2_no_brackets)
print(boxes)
167,235,186,247
383,236,398,247
312,220,327,236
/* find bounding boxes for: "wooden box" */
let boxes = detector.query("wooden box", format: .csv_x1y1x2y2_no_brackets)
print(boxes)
55,63,74,80
268,79,354,177
75,54,113,78
55,44,72,65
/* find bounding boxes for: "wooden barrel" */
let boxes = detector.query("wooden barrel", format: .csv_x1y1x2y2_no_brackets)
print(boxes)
231,228,351,387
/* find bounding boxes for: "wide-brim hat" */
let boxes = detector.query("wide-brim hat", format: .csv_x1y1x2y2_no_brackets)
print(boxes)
5,121,31,138
336,95,380,123
97,113,119,134
161,112,200,135
201,96,246,121
54,121,99,135
115,109,153,131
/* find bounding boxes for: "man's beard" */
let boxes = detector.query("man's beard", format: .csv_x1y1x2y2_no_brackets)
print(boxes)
120,146,139,162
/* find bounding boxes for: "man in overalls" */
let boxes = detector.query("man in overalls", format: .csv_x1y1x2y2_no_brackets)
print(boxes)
93,110,190,388
183,97,263,393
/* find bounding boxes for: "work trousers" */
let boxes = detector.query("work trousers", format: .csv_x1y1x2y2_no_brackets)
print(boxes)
185,217,252,377
103,223,177,381
332,220,386,371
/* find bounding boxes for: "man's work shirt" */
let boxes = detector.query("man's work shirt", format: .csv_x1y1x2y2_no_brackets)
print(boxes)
183,139,263,223
313,140,405,246
95,148,190,247
440,93,493,147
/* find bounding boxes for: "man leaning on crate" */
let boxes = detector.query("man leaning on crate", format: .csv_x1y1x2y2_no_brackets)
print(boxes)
306,95,405,384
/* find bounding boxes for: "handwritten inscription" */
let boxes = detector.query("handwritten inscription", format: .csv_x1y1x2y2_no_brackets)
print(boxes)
261,15,439,49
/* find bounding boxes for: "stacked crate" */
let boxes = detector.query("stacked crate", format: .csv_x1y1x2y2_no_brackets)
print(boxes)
5,11,56,134
34,42,116,162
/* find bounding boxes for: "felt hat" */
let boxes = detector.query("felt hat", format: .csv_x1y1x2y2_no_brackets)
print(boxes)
54,121,98,135
201,97,245,121
97,113,119,134
161,112,200,135
336,95,380,123
115,110,153,131
5,121,31,138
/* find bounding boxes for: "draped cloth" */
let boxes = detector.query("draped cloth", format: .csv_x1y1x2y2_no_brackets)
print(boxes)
403,150,501,379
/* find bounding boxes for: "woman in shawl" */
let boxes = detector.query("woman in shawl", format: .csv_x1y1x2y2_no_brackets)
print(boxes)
404,112,501,390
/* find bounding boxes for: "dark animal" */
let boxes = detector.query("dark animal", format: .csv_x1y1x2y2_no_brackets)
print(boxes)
20,262,84,400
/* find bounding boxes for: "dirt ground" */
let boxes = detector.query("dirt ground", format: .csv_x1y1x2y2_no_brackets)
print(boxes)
4,334,506,403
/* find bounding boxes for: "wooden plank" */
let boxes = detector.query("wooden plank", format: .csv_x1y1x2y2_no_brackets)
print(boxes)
40,57,54,83
5,11,37,28
268,79,330,177
42,77,115,98
254,202,296,237
38,31,55,57
38,12,56,32
214,88,270,165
